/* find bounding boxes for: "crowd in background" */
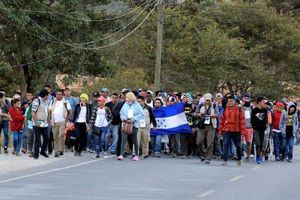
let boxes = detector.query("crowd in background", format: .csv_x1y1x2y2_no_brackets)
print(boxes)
0,85,299,165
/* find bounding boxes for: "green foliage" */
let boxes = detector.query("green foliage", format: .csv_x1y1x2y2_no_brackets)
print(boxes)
0,1,299,99
82,67,149,94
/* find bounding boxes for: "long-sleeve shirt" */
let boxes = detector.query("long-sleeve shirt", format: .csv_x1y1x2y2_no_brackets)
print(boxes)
9,107,25,132
120,102,144,128
218,106,246,135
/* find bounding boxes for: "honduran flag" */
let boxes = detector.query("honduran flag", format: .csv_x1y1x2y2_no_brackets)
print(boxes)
151,103,192,135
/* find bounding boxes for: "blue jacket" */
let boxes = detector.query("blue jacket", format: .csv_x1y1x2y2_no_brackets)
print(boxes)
120,101,144,128
279,103,299,137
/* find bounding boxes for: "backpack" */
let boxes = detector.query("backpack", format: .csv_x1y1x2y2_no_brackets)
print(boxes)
27,98,41,121
50,99,69,111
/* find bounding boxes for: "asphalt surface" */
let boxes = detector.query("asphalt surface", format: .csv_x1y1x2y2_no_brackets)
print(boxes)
0,146,300,200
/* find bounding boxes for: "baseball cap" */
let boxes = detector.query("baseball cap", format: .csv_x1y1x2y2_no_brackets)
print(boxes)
93,91,100,98
97,96,107,102
101,88,109,93
121,88,129,93
204,93,213,101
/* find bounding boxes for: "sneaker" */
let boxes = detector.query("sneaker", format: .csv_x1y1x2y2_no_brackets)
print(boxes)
88,149,94,153
15,153,21,156
21,149,27,154
204,159,210,164
259,157,264,163
54,154,59,158
256,158,262,165
154,152,161,158
132,156,139,161
200,156,205,162
221,161,228,166
182,156,187,159
117,155,124,160
59,151,64,156
40,152,49,158
265,155,269,161
237,160,242,166
12,150,16,155
130,155,135,160
287,159,292,163
144,155,149,159
104,151,108,158
275,157,280,161
4,146,8,154
28,153,33,158
93,155,100,159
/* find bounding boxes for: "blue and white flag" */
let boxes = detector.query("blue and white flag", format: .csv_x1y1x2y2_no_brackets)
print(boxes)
151,103,192,135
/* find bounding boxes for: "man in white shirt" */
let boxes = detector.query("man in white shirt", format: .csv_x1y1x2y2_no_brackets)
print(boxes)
49,89,72,157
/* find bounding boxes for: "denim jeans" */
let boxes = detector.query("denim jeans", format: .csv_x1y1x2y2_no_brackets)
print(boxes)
21,128,27,150
94,127,108,156
13,131,23,154
109,125,119,153
222,132,242,162
33,126,49,158
154,135,163,153
285,136,294,160
0,120,9,148
149,135,156,153
87,129,95,151
101,127,109,152
213,128,222,156
273,131,285,158
27,128,34,154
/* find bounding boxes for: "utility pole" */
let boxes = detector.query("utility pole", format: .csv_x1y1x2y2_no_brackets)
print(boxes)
154,0,163,91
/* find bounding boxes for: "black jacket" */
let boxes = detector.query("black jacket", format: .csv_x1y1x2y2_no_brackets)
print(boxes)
105,100,125,125
144,104,157,128
72,103,92,123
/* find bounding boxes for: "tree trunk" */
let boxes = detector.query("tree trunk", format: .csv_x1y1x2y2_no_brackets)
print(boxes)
22,64,33,92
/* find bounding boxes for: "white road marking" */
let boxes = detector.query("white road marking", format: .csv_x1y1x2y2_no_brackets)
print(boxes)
197,190,215,198
229,175,243,182
0,156,114,184
252,165,261,170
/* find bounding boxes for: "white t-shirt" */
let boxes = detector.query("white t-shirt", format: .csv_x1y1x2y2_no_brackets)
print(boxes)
146,101,153,108
95,108,108,127
76,106,87,123
52,100,71,123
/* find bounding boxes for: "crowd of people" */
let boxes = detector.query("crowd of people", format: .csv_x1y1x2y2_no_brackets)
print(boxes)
0,85,299,166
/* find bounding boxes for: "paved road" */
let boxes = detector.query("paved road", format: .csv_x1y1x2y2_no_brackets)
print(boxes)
0,146,300,200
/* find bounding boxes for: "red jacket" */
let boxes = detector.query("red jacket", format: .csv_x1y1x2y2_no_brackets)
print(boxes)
219,106,246,135
272,109,283,130
9,107,25,132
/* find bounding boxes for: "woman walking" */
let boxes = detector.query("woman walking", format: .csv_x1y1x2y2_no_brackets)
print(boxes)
117,92,144,161
73,93,92,156
9,99,25,156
